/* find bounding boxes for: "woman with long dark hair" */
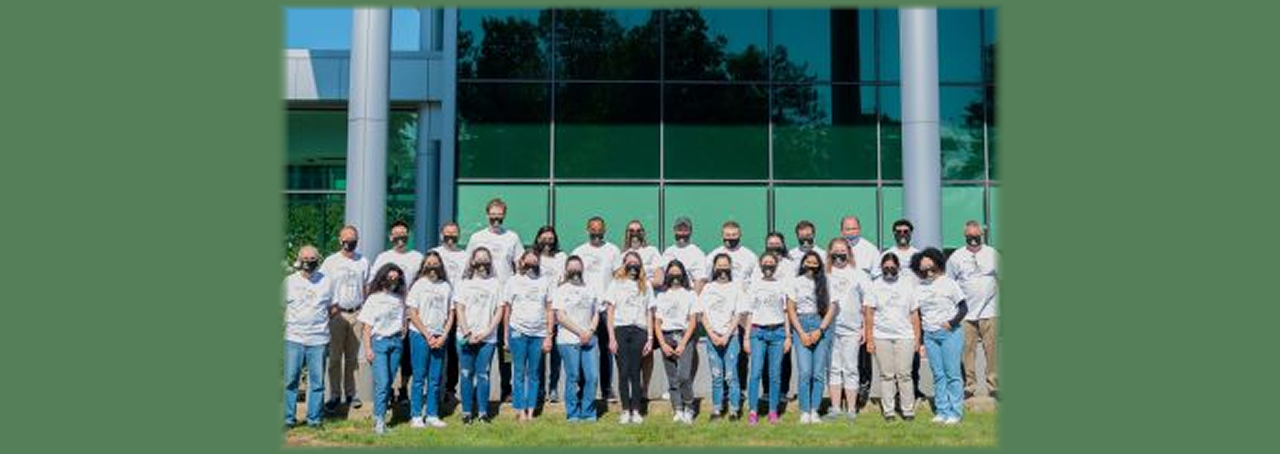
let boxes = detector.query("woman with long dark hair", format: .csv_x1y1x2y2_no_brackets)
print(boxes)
654,259,698,424
786,250,838,424
359,263,408,434
912,248,968,426
453,247,504,424
405,251,454,429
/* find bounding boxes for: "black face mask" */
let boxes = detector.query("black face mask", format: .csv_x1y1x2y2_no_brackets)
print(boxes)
627,232,645,247
473,262,492,276
766,246,785,256
442,235,458,245
895,232,911,246
523,264,540,277
537,241,554,253
723,238,740,249
300,259,319,273
883,267,900,280
713,268,731,281
667,274,685,287
387,279,402,293
760,264,777,276
567,270,584,283
488,216,504,228
341,239,358,252
798,237,814,248
589,232,605,243
675,233,691,244
966,235,982,247
804,265,821,276
831,253,849,264
391,235,408,247
425,266,444,279
625,263,642,278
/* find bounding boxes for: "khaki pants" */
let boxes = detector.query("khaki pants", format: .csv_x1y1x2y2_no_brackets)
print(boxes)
962,318,998,396
874,338,917,416
327,311,362,400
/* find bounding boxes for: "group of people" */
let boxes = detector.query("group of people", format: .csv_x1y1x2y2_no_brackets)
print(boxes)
284,198,1000,434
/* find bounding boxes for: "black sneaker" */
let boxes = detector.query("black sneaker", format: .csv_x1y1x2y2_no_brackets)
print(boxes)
728,412,741,422
479,414,493,424
903,414,916,422
462,414,474,425
350,396,363,409
884,413,897,422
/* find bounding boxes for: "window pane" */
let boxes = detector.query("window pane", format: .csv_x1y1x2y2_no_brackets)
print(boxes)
880,87,902,180
285,193,345,261
664,9,767,81
877,9,898,82
987,186,999,247
458,9,551,79
987,85,997,179
880,186,903,248
770,9,875,83
554,185,659,249
942,186,984,249
773,85,877,180
388,112,418,194
664,84,768,180
555,9,660,80
938,9,982,83
983,8,996,83
286,110,417,193
663,185,768,253
286,9,352,50
941,87,986,180
387,193,417,250
456,184,549,248
555,83,660,178
391,8,421,51
775,186,879,248
457,83,550,178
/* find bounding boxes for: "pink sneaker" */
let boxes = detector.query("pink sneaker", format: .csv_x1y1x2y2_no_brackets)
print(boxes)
748,412,759,426
767,412,780,424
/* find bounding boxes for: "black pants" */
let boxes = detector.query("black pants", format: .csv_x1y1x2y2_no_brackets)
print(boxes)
597,318,613,398
858,343,874,403
445,327,459,399
614,325,648,412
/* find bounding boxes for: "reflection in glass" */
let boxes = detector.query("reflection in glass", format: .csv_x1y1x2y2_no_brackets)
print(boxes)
773,85,878,180
940,87,986,180
458,9,551,79
938,9,983,83
663,9,767,81
555,9,660,80
664,84,768,179
555,83,660,178
457,83,550,178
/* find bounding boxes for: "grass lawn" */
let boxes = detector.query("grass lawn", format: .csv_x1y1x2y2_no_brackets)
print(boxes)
286,399,996,447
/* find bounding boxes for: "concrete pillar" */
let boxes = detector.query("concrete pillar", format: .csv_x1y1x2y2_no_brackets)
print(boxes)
414,104,439,252
900,8,943,249
345,8,392,259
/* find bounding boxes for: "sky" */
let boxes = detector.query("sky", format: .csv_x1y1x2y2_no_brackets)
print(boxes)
286,8,422,51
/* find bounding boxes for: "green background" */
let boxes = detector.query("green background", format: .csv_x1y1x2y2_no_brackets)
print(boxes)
3,0,1277,453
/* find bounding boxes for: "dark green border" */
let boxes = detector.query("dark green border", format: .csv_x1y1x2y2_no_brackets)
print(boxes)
7,0,1276,453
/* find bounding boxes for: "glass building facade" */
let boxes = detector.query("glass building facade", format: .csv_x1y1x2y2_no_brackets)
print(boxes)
286,8,997,256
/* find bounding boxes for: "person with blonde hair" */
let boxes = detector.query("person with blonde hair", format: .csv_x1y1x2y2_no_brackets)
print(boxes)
605,251,656,424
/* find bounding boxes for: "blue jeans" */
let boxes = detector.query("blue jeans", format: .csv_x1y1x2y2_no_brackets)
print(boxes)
409,331,446,419
748,325,786,414
704,334,742,413
457,340,496,417
794,314,833,413
558,339,600,421
509,332,545,411
925,327,965,419
284,341,327,426
370,335,402,420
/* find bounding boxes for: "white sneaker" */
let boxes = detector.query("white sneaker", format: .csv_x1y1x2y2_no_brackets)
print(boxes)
931,414,946,423
632,411,644,424
673,409,682,422
799,412,812,424
810,411,824,424
661,392,671,401
620,411,632,424
685,410,696,424
409,416,426,428
425,416,447,428
943,416,961,425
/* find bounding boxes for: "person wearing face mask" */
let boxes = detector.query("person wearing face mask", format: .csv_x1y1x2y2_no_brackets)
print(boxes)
570,216,621,403
822,238,873,422
882,219,920,270
359,264,408,435
605,251,657,424
866,253,921,422
552,256,602,422
660,216,708,293
284,245,335,430
428,221,467,407
911,248,968,425
699,253,747,421
838,215,880,406
618,220,664,288
787,251,837,424
453,248,504,424
370,220,425,405
653,260,698,424
319,225,369,412
753,232,797,281
946,221,999,401
466,198,525,287
707,221,758,289
532,225,568,403
405,252,454,429
742,253,792,425
788,220,828,264
502,250,554,422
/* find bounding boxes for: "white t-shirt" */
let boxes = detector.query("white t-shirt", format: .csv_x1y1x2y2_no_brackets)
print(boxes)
370,249,425,289
503,273,552,337
319,252,369,310
654,287,697,332
618,245,663,278
661,243,708,283
455,276,503,343
284,271,334,346
605,278,656,330
539,251,568,288
552,282,600,345
706,245,759,288
406,278,453,336
429,245,469,289
571,241,622,306
846,237,882,278
466,228,524,285
947,245,999,320
744,277,789,327
698,281,745,337
788,245,828,264
357,291,405,338
828,265,873,339
881,246,920,272
869,275,920,341
787,275,828,316
916,275,967,332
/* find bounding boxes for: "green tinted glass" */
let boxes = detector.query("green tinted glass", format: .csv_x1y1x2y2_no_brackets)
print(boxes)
774,186,879,248
664,9,767,81
664,83,768,180
663,185,767,253
458,9,551,79
940,87,986,180
285,193,345,259
938,8,983,83
457,83,550,178
770,9,875,83
553,185,659,250
942,186,985,248
773,85,878,180
455,184,549,248
555,9,659,80
877,9,898,82
879,87,902,180
554,83,660,178
286,110,417,192
987,185,999,247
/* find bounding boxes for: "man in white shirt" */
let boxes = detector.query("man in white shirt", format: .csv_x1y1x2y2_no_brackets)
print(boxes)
429,221,468,405
947,221,999,400
571,216,621,401
319,225,369,411
370,219,424,404
661,216,708,293
789,220,828,264
465,198,524,287
839,215,880,408
284,245,335,428
882,219,920,271
707,220,758,289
